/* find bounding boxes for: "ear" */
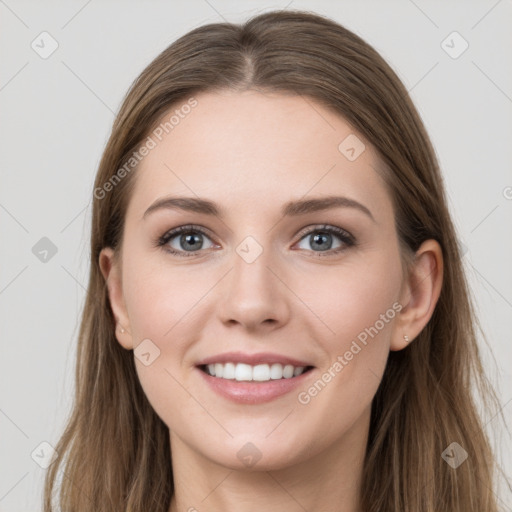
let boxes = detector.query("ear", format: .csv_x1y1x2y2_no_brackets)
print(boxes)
390,239,443,351
99,247,134,350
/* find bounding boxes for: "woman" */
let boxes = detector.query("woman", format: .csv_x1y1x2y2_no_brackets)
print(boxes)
44,9,500,512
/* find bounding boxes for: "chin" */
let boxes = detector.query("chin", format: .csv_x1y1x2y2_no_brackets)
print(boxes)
195,435,310,472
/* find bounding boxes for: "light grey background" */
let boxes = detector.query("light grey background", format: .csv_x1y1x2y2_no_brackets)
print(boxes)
1,1,511,510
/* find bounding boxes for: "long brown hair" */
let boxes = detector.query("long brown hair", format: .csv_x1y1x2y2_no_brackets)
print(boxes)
44,10,501,511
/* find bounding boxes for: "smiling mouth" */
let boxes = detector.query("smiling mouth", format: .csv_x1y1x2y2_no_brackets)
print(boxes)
199,362,314,382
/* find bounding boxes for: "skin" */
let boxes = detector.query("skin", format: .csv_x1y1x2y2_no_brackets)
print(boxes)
100,89,443,512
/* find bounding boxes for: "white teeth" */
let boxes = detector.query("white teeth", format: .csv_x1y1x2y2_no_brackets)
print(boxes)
270,363,282,379
235,363,252,381
293,366,305,376
223,362,235,379
283,365,294,378
203,362,308,381
252,364,270,381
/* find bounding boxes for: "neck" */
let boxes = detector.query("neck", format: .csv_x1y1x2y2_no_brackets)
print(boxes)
168,408,369,512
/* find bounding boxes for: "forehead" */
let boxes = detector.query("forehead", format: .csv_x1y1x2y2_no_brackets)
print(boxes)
127,90,392,222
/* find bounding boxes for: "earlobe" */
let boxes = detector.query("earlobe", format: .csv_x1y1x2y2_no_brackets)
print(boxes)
390,239,443,351
99,247,134,350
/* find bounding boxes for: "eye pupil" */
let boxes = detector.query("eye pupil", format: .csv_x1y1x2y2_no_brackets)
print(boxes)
181,233,203,251
311,232,332,250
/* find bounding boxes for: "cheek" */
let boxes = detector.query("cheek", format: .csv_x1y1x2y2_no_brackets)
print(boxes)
120,254,213,426
296,249,403,352
291,251,402,437
122,252,209,343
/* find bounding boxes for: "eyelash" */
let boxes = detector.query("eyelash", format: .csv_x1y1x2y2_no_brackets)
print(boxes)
156,224,356,258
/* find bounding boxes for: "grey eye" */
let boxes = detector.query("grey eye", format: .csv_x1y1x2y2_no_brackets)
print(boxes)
296,231,344,252
168,231,215,252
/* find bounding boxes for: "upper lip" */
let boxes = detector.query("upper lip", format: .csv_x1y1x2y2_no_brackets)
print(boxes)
196,351,313,367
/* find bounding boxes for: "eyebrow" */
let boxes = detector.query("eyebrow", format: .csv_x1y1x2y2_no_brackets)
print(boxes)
142,195,375,222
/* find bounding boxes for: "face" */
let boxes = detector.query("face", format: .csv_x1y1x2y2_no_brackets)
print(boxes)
103,89,410,471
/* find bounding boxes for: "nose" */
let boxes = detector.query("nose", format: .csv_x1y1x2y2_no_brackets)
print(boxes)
217,242,291,333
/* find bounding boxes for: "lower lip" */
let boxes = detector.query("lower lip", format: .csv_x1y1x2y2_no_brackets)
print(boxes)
197,367,314,404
